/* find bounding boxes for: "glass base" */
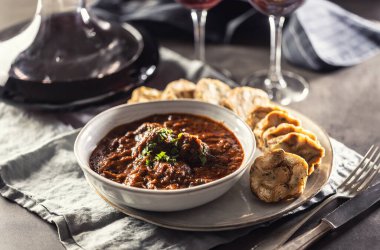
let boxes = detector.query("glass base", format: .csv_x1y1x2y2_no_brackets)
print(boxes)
211,65,234,80
242,70,309,105
200,62,235,84
219,67,233,79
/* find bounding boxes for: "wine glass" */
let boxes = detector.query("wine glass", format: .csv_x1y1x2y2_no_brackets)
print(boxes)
242,0,309,105
176,0,221,62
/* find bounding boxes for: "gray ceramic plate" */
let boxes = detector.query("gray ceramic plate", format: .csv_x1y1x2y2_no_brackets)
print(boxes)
92,108,333,231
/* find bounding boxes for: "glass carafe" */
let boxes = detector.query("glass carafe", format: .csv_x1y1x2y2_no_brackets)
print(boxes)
0,0,157,109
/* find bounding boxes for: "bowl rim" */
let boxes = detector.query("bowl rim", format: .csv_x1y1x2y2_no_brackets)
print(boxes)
74,100,256,194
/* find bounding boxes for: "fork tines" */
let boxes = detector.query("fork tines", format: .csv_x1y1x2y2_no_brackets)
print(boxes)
341,145,380,193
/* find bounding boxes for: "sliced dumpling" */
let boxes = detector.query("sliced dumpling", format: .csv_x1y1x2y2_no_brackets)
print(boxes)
254,111,301,150
250,149,309,203
127,87,162,104
220,87,270,121
246,104,283,130
266,132,325,175
161,79,196,100
194,78,231,105
262,123,317,148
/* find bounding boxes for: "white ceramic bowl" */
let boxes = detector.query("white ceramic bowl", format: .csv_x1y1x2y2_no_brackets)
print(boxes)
74,100,256,212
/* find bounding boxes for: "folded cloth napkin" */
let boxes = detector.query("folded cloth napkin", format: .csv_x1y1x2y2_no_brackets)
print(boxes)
0,48,362,250
283,0,380,71
0,103,72,164
94,0,380,71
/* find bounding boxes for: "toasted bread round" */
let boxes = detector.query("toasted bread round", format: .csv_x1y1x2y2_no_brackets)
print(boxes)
254,111,301,150
194,78,231,105
266,132,325,175
127,87,162,104
246,104,283,130
161,79,196,100
262,123,317,148
250,149,309,203
220,87,270,121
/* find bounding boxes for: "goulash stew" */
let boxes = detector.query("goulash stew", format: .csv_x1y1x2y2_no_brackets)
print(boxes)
90,114,244,190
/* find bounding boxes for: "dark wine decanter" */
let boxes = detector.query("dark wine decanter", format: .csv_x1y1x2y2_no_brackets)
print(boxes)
0,0,158,109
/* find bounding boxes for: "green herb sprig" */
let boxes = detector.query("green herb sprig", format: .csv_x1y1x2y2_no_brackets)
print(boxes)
199,145,208,165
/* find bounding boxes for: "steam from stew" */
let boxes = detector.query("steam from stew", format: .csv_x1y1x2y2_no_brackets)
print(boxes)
90,114,244,189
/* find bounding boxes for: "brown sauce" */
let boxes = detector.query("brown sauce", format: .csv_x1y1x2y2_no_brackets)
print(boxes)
90,114,244,190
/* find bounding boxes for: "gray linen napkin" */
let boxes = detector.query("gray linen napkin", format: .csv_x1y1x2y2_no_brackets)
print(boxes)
283,0,380,71
0,103,72,164
0,47,362,250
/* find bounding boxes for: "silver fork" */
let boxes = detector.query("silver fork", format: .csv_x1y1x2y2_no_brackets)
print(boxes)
253,145,380,250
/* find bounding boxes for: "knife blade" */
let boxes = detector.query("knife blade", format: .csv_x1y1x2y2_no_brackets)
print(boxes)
279,182,380,250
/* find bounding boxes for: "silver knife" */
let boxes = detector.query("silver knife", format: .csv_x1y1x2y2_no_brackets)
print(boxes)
278,183,380,250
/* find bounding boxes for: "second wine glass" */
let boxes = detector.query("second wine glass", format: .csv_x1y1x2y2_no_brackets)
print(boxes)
242,0,309,105
176,0,221,62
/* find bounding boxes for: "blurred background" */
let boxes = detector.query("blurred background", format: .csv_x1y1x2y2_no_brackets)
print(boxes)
2,0,379,45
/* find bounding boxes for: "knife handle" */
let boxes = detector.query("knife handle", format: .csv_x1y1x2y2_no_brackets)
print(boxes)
278,221,334,250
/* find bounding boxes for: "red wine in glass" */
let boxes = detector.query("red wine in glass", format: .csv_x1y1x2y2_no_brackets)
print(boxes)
177,0,221,10
249,0,304,16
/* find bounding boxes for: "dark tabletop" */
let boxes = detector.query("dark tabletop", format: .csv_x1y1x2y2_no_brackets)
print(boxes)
0,0,379,249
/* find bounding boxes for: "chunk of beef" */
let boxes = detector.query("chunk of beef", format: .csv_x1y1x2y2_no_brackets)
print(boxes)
133,122,162,142
132,124,210,166
177,133,209,165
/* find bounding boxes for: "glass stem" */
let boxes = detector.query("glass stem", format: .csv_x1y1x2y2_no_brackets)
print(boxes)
267,15,286,89
191,9,207,62
79,0,87,8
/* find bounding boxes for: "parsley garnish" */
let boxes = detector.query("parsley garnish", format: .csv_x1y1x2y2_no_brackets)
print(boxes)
199,145,208,165
154,151,176,163
157,128,173,141
154,151,168,161
199,155,207,165
177,133,184,139
145,159,152,166
142,146,151,156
